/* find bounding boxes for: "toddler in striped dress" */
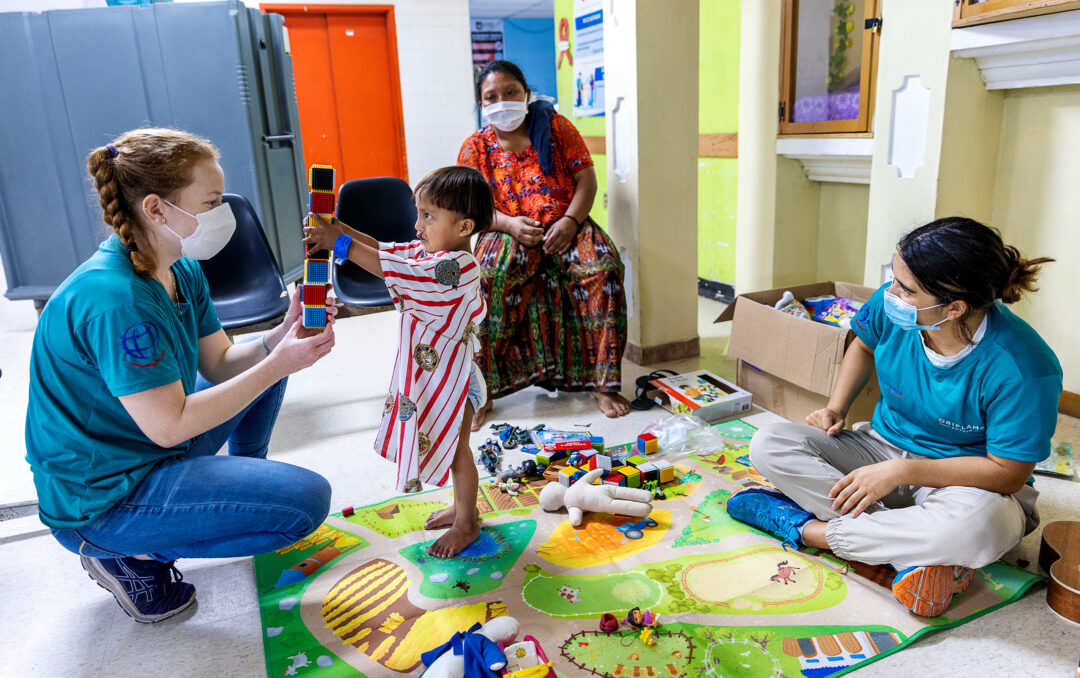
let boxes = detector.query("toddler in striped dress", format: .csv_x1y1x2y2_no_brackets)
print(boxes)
305,166,492,557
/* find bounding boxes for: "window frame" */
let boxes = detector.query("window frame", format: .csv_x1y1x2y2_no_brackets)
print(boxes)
778,0,882,136
953,0,1080,28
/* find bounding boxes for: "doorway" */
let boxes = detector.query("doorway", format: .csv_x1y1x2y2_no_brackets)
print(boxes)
261,4,408,185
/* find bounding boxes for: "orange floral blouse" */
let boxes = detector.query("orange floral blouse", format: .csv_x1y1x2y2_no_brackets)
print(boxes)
457,113,593,229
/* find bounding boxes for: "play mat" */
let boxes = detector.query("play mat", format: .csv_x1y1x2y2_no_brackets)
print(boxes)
254,419,1042,677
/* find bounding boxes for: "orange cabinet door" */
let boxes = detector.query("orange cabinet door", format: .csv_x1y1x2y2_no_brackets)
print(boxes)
263,5,408,185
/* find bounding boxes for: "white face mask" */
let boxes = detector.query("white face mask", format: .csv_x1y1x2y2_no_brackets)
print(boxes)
483,100,528,132
160,200,236,260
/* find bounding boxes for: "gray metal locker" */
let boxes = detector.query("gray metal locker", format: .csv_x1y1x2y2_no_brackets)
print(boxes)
0,0,308,303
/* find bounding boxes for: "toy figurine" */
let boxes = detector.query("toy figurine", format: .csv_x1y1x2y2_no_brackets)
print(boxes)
624,606,659,631
499,479,521,496
498,465,522,482
520,459,538,478
639,627,657,646
477,439,501,476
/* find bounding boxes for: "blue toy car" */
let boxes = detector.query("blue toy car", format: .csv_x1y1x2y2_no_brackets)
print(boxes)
616,517,658,540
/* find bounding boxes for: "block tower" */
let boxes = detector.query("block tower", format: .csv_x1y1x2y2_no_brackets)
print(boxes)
303,164,336,329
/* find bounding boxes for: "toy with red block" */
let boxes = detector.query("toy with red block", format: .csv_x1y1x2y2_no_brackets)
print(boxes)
302,164,335,329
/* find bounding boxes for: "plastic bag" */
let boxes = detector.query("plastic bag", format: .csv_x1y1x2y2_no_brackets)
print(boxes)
640,412,728,457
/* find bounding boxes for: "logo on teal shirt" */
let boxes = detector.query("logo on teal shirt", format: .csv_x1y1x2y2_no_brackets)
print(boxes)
121,321,164,367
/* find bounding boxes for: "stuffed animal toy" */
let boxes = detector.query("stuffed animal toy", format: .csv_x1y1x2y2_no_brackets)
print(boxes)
538,469,653,526
420,616,520,678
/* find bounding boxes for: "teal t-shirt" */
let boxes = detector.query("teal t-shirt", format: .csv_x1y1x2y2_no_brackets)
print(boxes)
25,236,222,528
851,284,1061,463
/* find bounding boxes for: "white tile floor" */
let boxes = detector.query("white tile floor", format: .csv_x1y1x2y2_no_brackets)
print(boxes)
0,259,1077,676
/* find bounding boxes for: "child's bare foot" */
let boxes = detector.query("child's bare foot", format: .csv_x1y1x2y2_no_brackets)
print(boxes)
591,391,631,417
427,520,482,558
423,505,480,530
470,400,493,431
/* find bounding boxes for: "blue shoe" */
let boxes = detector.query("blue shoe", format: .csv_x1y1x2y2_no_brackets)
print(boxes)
726,487,814,550
81,555,196,623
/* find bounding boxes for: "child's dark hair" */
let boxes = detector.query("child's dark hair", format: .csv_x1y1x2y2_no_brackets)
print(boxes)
474,60,529,103
414,166,494,234
898,216,1054,343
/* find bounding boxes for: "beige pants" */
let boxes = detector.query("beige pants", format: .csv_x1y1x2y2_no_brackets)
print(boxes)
748,421,1039,570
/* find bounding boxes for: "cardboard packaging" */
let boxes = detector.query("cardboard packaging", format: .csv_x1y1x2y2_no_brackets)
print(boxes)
648,369,753,422
716,281,881,426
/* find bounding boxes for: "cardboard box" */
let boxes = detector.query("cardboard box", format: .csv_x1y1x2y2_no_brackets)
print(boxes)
716,281,881,427
649,369,753,422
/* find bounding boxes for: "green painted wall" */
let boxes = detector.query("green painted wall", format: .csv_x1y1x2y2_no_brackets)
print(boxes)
698,0,740,284
552,0,739,282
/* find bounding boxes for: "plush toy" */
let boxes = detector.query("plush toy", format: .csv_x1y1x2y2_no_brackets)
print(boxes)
538,469,653,526
420,616,520,678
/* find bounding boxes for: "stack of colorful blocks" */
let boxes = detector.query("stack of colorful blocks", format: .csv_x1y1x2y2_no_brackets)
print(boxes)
547,440,675,490
602,458,673,488
303,164,335,329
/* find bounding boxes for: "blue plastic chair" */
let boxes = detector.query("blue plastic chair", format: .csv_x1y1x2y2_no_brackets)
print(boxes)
199,193,289,331
333,177,418,308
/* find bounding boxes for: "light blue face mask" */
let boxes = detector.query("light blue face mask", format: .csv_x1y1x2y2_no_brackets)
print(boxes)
883,290,947,331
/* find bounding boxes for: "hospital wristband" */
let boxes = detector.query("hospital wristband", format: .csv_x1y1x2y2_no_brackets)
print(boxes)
333,234,353,265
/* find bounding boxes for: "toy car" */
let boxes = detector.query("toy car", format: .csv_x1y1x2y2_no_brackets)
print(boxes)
616,517,658,540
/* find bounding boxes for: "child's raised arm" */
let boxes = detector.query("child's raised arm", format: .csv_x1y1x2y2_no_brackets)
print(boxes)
303,214,383,278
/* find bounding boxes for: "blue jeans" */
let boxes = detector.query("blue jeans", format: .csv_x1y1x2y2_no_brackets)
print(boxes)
51,374,331,562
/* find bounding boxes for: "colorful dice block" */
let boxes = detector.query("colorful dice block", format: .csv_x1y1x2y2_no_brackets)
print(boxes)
308,165,335,192
603,472,626,487
558,465,578,487
627,455,648,467
616,465,641,488
590,436,605,452
303,306,326,328
653,459,675,484
636,462,659,483
589,453,612,472
302,283,326,306
305,259,330,284
309,191,336,214
637,433,658,455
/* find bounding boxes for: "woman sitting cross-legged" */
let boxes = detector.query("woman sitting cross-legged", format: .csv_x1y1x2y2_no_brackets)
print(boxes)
728,217,1061,618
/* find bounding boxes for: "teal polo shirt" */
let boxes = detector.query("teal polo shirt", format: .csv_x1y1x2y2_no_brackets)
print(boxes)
25,236,222,528
852,284,1061,463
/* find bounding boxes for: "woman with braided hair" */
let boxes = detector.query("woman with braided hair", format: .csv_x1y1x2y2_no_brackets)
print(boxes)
24,128,337,623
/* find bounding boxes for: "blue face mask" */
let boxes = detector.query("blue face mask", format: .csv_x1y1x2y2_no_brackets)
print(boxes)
884,290,947,331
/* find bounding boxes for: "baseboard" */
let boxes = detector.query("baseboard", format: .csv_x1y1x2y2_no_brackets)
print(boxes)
698,277,734,304
625,336,700,366
1060,390,1080,418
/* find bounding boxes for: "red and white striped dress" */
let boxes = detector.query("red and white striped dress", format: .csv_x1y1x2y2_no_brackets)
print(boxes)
375,241,486,492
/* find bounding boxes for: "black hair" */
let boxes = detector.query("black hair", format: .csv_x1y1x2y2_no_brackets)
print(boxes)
474,59,529,103
898,216,1054,343
414,166,494,234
